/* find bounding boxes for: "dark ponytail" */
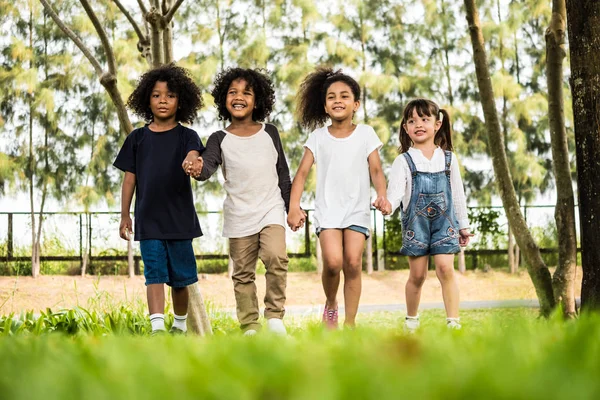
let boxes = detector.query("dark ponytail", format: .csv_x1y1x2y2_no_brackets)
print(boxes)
296,66,361,131
436,108,453,151
398,98,453,153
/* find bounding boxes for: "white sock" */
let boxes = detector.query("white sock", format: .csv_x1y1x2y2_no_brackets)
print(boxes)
446,317,460,324
172,313,188,332
406,315,419,320
150,313,165,332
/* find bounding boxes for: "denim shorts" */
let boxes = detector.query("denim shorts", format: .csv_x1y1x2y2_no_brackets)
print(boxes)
315,225,370,238
139,239,198,288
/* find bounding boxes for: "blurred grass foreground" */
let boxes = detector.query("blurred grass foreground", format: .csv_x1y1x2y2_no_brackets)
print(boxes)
0,307,599,400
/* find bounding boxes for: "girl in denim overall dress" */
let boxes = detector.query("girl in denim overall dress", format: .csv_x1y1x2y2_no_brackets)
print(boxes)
385,99,473,331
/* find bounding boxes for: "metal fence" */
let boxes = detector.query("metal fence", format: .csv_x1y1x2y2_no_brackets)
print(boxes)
0,204,577,273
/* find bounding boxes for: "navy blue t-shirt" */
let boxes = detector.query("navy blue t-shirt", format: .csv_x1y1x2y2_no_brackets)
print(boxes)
113,124,204,241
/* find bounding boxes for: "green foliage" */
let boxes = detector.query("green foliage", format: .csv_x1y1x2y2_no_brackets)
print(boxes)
0,309,599,399
468,207,504,249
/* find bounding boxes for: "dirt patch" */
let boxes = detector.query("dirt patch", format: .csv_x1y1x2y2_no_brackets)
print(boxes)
0,268,583,314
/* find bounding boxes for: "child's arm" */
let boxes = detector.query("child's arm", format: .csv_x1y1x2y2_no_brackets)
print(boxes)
182,129,205,178
265,124,292,212
368,150,392,215
196,132,225,181
287,148,313,231
119,171,136,240
450,154,474,246
387,156,408,215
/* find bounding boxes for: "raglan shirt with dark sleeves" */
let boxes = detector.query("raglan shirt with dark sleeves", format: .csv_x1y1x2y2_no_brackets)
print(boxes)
197,123,291,238
113,124,204,241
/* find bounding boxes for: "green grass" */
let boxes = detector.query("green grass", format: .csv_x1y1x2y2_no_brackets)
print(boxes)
0,307,599,399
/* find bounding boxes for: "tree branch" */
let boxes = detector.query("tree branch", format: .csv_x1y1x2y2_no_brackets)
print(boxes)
38,0,103,75
165,0,184,23
137,0,148,15
79,0,118,75
112,0,147,43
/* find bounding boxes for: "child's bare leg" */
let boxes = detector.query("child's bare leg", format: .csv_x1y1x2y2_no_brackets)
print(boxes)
434,254,459,318
171,286,189,316
341,229,366,326
405,256,429,316
147,284,165,315
319,230,344,309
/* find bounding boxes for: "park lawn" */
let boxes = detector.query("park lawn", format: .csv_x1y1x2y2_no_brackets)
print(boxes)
0,308,599,400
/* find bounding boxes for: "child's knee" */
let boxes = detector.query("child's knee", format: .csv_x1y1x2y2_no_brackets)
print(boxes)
260,248,288,271
232,268,256,284
323,257,343,276
436,265,455,282
343,258,362,279
408,273,427,287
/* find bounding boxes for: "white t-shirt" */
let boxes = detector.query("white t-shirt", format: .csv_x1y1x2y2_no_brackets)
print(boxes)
200,124,287,238
304,124,383,230
387,147,470,230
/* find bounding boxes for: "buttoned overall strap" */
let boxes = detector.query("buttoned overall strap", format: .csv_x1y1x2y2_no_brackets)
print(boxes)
444,150,452,176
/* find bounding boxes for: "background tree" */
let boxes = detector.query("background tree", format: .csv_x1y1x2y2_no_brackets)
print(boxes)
546,0,577,317
565,0,600,311
464,0,555,316
1,0,82,277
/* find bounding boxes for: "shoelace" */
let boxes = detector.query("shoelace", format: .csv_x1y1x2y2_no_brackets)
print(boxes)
327,309,337,320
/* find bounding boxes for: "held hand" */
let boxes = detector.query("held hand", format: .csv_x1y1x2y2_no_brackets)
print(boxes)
182,156,203,178
119,216,133,240
372,196,392,215
287,207,307,232
459,229,474,247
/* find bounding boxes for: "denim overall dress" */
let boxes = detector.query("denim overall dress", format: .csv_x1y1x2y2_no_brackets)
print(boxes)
399,150,460,256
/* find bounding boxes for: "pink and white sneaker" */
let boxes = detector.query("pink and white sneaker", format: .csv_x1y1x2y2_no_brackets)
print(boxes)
322,304,339,329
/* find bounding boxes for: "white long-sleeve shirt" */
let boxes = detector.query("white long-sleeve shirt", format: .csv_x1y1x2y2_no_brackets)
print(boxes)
387,147,470,230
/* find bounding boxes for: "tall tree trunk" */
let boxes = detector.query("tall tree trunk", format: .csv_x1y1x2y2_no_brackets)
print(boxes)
565,0,600,310
440,0,454,106
464,0,555,316
27,6,39,278
546,0,577,317
508,225,516,273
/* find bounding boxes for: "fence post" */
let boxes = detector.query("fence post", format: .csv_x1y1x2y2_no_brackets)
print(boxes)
316,237,323,274
372,209,377,258
79,214,82,262
88,213,92,265
377,248,385,271
458,247,466,273
7,213,13,259
127,236,134,278
304,210,311,256
366,230,373,274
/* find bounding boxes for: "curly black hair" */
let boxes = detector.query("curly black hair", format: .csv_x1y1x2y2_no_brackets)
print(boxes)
126,63,203,124
211,67,275,122
296,66,361,131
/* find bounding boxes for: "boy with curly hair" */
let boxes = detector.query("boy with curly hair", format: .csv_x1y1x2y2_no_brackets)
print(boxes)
114,63,205,335
187,67,291,336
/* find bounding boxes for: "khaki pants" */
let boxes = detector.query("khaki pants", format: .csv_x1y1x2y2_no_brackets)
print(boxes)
229,224,288,331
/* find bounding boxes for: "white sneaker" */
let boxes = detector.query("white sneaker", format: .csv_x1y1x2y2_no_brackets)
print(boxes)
447,319,462,330
403,316,420,333
243,329,258,336
266,318,287,336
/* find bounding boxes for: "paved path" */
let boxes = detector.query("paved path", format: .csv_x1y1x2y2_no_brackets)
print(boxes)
222,298,582,317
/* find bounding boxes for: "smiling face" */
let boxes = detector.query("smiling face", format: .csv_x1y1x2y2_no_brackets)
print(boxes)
225,78,255,121
149,81,178,122
324,81,359,122
403,108,442,147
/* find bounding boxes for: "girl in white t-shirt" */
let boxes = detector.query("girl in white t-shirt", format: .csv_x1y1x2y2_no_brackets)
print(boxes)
287,66,391,329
